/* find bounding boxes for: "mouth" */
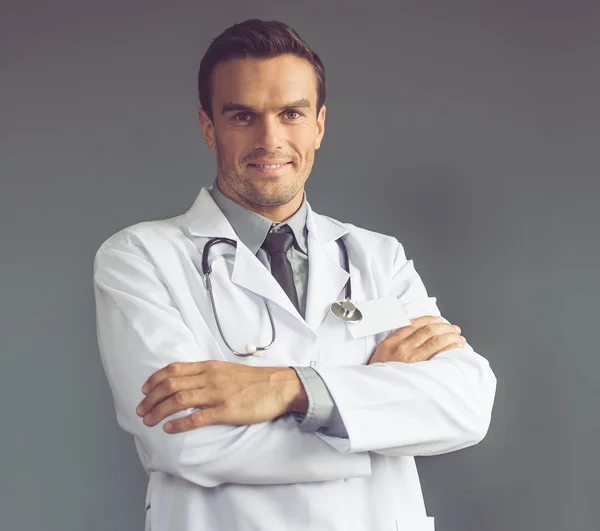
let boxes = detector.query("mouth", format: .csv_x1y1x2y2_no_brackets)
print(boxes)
247,161,293,174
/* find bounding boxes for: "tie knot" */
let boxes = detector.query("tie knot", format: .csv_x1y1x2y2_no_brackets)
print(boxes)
261,225,295,255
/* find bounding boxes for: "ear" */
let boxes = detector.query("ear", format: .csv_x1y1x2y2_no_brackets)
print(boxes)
314,104,326,150
198,108,216,152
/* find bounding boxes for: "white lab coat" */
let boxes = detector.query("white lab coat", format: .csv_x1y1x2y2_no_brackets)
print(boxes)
93,187,496,531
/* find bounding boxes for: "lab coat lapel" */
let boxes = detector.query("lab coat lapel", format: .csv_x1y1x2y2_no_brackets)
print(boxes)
231,242,303,320
185,187,305,324
304,207,350,332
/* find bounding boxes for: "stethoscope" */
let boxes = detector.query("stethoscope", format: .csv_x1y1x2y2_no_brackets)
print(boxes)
201,236,363,357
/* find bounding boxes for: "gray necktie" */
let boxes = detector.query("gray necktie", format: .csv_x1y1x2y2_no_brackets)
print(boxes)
261,226,300,312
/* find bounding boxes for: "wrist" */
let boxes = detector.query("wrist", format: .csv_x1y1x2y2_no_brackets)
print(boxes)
271,367,308,415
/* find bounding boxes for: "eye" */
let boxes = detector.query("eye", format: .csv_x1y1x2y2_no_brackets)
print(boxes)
233,113,253,122
284,110,301,120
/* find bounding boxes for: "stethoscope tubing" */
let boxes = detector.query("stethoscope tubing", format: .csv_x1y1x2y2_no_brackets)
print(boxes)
201,236,352,357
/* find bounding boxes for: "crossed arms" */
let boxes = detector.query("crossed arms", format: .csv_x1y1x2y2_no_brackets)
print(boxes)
94,237,496,487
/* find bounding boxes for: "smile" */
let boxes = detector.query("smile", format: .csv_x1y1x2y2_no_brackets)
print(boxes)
249,163,290,169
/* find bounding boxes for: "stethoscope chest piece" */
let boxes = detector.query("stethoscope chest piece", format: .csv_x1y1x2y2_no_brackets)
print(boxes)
330,299,363,323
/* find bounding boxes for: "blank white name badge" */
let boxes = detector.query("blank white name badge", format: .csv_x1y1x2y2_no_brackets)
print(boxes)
346,296,412,339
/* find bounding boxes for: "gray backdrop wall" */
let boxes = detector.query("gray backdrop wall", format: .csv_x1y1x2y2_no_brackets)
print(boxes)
2,1,598,530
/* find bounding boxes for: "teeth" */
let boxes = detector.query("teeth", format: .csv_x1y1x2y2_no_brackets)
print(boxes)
252,163,286,169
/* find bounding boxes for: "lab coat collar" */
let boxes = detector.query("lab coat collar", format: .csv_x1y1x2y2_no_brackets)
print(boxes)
185,187,348,243
305,203,349,244
184,187,350,332
208,181,309,255
185,188,238,239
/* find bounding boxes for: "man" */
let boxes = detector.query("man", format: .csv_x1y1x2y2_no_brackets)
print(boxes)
94,19,496,531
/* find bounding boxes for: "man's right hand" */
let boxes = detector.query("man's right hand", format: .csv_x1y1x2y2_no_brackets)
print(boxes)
368,315,466,365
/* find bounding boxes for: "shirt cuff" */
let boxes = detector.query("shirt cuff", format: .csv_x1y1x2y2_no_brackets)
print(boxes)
291,366,349,438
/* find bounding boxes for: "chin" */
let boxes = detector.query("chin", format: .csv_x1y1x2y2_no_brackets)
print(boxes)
247,181,300,207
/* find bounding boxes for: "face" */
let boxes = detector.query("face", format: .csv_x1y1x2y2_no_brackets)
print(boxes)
198,54,326,220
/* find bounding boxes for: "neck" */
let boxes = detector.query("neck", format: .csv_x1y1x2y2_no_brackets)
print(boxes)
216,179,304,222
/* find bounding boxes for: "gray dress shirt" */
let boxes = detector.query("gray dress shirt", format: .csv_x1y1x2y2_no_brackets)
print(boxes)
209,182,348,437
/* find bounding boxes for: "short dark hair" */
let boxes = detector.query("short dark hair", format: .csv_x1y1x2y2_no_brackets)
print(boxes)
198,19,326,121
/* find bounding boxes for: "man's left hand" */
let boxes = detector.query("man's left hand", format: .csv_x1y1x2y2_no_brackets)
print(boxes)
135,360,308,434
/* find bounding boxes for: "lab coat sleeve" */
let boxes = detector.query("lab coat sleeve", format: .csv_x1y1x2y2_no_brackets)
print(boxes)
312,241,497,456
93,238,371,488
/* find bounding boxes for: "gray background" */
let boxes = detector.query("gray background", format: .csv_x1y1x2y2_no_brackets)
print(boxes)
1,1,598,530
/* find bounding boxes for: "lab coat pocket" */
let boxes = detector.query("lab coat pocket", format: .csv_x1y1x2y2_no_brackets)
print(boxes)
144,505,151,531
395,516,435,531
144,472,162,531
144,475,154,531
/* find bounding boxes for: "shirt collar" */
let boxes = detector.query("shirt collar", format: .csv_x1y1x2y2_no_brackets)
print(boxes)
209,180,309,255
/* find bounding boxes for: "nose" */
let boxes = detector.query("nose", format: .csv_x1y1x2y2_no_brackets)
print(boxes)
254,115,284,153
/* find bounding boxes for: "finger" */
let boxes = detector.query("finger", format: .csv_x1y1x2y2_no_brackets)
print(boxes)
387,315,442,341
142,388,212,426
411,315,444,325
137,374,208,417
142,361,208,395
415,333,466,360
164,407,224,434
434,340,468,357
406,322,461,348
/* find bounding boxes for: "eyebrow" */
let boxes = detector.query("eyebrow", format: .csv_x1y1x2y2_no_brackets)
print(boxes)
221,99,313,115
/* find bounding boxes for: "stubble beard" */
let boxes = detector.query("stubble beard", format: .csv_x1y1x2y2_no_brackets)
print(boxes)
217,152,310,209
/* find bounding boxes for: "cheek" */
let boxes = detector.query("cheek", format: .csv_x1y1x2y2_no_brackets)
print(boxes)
216,135,245,165
293,126,318,160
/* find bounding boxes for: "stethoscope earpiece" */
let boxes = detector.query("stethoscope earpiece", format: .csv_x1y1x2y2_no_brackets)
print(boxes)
245,344,264,357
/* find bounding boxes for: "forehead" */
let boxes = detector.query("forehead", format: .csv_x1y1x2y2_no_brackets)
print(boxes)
211,54,318,110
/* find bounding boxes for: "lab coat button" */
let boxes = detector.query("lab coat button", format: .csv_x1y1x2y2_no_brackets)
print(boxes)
310,360,316,367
